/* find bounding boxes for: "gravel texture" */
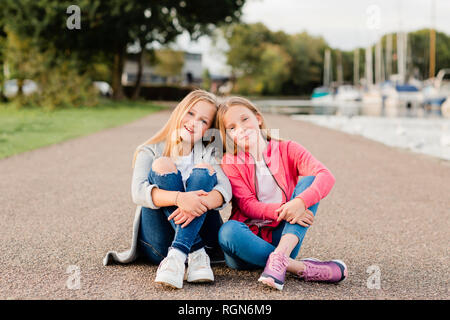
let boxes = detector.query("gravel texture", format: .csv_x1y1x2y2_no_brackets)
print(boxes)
0,110,449,300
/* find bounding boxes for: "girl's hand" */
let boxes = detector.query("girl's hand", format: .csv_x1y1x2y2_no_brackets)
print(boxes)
176,190,209,215
168,208,200,228
287,209,314,227
275,198,314,227
275,198,306,220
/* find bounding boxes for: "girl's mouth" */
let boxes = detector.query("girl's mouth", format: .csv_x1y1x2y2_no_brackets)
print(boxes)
184,125,195,134
240,129,254,139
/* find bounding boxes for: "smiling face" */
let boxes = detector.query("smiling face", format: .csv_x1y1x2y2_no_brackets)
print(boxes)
179,100,217,145
223,105,263,151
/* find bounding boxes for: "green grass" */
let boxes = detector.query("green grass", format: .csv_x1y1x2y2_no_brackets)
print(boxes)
0,99,164,159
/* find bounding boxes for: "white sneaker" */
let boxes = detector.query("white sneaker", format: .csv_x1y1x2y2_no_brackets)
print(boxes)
186,248,214,283
154,251,186,289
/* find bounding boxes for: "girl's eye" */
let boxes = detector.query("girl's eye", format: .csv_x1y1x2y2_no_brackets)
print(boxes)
243,117,248,121
202,120,208,125
188,111,194,116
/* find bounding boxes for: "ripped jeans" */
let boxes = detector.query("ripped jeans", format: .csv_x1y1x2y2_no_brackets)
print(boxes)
137,167,223,264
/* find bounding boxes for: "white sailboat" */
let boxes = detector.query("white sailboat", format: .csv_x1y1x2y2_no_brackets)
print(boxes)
423,69,450,117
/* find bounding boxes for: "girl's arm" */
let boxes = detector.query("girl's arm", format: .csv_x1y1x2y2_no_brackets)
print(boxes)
221,159,282,221
150,188,179,207
287,140,336,209
201,190,224,210
131,147,162,209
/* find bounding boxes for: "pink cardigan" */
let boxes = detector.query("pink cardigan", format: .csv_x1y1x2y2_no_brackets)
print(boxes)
221,139,335,243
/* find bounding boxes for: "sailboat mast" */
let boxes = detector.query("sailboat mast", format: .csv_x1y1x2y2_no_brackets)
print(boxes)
375,38,383,84
365,46,373,87
385,33,392,80
337,50,344,85
354,48,360,86
324,49,331,87
397,32,407,84
429,0,436,78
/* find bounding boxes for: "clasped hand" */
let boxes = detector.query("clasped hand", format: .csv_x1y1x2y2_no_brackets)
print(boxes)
275,198,314,227
168,190,210,228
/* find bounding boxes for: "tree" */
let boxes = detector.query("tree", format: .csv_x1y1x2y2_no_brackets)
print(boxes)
226,23,275,77
202,68,212,91
282,32,327,94
3,0,246,100
225,23,327,95
259,44,291,94
153,49,185,83
0,9,6,101
3,28,39,97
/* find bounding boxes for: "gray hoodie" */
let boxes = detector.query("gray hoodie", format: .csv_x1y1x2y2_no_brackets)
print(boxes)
103,140,232,265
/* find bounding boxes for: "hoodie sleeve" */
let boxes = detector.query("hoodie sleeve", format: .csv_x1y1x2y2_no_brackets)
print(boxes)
286,140,336,209
221,156,281,221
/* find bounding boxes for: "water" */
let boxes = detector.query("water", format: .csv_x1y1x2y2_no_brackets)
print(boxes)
253,98,450,160
291,114,450,161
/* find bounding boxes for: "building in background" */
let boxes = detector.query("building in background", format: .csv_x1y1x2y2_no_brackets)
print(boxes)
122,51,202,87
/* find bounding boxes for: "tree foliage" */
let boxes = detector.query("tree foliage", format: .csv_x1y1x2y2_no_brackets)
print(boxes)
225,23,327,95
2,0,246,100
0,8,6,100
154,49,185,80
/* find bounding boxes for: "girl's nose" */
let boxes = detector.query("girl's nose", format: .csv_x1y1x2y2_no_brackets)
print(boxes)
193,120,203,128
235,127,244,135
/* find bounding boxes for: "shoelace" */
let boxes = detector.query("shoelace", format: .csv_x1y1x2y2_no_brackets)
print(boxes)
190,251,209,269
268,253,288,273
158,256,183,274
303,264,331,281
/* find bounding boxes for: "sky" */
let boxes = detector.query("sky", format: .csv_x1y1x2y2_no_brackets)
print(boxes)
174,0,450,75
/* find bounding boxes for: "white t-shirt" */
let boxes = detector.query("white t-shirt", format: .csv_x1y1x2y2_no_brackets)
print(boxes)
247,159,283,227
175,151,194,188
255,159,283,203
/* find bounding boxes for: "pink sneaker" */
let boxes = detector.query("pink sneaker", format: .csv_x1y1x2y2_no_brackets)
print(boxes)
298,258,348,283
258,251,289,290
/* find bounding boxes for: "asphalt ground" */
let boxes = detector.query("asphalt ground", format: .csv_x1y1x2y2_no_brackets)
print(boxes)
0,110,449,299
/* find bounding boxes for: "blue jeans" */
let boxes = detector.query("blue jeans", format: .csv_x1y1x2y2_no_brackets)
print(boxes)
218,176,319,270
138,167,223,263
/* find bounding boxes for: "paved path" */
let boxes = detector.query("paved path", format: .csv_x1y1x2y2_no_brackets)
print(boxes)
1,110,449,299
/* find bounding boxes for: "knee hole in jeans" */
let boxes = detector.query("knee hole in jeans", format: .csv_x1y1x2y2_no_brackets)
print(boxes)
152,157,177,174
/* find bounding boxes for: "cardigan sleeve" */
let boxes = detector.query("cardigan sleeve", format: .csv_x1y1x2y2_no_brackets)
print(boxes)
221,158,281,221
131,147,161,209
202,144,232,211
210,161,232,211
287,140,336,209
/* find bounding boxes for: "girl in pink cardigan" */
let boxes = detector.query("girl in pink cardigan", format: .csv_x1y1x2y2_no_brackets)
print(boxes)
216,96,348,290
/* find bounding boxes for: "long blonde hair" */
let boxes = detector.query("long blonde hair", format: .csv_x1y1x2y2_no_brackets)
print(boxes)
132,89,218,167
216,96,274,155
